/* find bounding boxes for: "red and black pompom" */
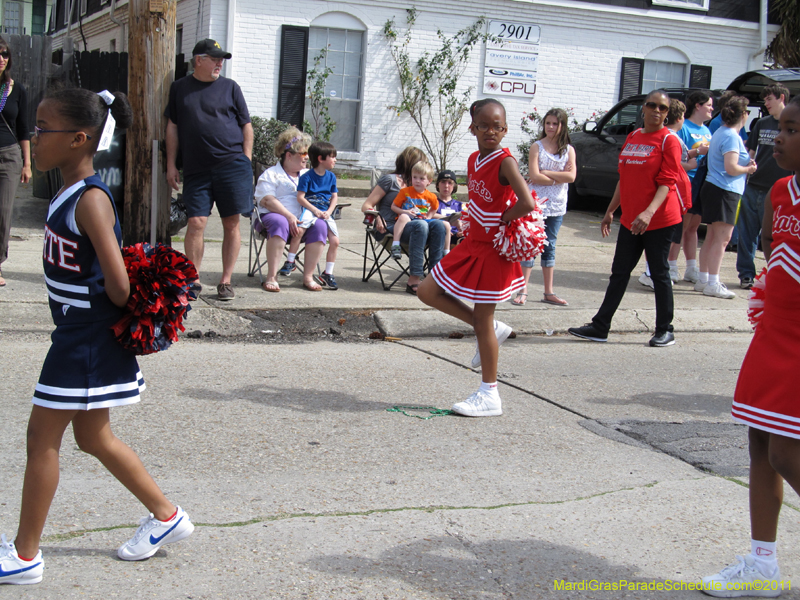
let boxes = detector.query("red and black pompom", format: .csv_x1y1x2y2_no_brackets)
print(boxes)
112,243,198,355
493,194,547,263
747,267,768,329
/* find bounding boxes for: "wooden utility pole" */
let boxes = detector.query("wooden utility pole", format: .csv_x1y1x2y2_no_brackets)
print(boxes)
123,0,176,244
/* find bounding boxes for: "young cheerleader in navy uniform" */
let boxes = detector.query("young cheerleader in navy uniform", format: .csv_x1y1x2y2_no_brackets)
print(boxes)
418,99,537,417
700,96,800,597
0,88,193,585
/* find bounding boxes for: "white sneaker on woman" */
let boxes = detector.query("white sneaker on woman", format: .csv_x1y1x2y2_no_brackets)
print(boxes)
703,282,736,299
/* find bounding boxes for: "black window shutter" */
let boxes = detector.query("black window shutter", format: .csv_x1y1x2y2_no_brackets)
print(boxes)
619,57,644,100
277,25,309,127
689,64,713,89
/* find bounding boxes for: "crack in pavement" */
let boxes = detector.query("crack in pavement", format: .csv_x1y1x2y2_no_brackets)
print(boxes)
632,309,651,332
42,481,670,544
442,516,513,598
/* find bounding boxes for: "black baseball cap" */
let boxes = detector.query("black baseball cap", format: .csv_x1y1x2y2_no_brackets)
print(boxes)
437,170,456,184
192,39,232,59
436,169,458,193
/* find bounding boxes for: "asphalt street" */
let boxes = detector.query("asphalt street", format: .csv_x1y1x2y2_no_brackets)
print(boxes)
1,182,797,599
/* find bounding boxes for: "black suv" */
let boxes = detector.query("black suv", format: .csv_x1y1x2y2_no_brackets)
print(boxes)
569,69,800,207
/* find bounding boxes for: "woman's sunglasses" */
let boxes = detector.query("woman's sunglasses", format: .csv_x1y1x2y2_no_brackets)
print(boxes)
0,51,10,59
644,101,669,113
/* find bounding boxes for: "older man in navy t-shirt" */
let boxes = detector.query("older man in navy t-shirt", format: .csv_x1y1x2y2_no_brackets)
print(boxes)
165,38,253,301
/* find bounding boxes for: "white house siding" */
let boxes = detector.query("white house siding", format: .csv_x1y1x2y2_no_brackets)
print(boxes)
177,0,215,55
227,0,776,172
51,0,211,55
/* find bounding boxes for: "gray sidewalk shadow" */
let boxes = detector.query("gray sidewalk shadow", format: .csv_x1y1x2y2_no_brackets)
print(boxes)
182,383,388,413
304,536,691,599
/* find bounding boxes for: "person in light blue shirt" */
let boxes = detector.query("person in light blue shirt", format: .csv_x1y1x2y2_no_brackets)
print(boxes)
709,90,748,142
695,97,757,300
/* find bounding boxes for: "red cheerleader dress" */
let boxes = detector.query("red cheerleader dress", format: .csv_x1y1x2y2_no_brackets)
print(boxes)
733,176,800,438
431,148,524,303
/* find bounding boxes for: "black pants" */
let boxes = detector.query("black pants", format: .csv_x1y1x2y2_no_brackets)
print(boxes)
592,223,680,336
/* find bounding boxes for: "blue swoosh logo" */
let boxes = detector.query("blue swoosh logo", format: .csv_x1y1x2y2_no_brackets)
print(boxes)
149,516,183,545
0,562,41,577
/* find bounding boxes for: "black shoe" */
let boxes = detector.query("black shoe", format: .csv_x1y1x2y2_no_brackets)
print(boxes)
315,272,338,290
567,323,607,342
740,277,754,290
649,331,675,347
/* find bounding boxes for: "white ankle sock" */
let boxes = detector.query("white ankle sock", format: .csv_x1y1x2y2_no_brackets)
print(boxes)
325,262,335,275
479,381,499,396
709,274,720,285
698,271,709,284
668,260,678,269
286,253,297,263
392,241,400,247
686,259,697,269
751,539,778,574
645,262,651,277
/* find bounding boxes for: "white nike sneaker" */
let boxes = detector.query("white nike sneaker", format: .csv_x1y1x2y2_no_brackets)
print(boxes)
117,506,194,561
471,320,512,369
0,534,43,585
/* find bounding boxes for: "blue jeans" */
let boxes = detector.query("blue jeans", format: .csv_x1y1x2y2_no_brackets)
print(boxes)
520,214,563,268
400,218,447,277
735,185,767,281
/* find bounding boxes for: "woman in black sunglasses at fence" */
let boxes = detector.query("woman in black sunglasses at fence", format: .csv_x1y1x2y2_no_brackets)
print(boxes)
0,37,31,287
568,89,688,347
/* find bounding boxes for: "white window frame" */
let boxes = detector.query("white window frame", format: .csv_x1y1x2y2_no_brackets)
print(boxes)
307,19,365,153
642,59,687,93
651,0,709,11
79,0,88,16
3,2,23,34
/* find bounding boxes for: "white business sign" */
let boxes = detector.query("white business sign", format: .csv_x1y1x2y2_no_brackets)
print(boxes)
487,20,541,45
483,20,541,99
484,67,536,82
485,48,539,72
482,77,537,98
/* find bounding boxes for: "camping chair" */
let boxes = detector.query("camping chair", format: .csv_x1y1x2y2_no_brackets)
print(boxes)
248,204,350,286
361,211,429,291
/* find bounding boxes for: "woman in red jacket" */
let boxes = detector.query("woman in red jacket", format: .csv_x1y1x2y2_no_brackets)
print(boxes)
569,89,686,347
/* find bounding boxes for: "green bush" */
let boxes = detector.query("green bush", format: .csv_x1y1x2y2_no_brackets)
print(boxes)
251,116,292,169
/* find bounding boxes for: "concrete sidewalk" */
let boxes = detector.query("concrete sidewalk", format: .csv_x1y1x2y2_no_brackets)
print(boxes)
1,180,756,338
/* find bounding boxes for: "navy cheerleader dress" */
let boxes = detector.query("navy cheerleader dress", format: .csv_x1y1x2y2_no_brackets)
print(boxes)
33,175,144,410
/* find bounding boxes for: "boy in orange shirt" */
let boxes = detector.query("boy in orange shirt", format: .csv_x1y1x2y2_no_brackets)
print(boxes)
391,161,438,259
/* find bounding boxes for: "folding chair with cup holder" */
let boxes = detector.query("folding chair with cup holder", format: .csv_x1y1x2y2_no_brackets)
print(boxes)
361,211,428,291
248,204,350,287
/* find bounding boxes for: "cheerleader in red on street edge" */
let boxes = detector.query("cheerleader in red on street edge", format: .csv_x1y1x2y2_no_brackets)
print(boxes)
418,99,536,417
700,96,800,597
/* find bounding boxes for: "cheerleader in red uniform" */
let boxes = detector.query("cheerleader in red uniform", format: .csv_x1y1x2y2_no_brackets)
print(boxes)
701,96,800,596
418,99,536,417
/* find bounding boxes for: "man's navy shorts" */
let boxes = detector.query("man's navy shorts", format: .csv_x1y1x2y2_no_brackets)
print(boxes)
182,154,254,219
